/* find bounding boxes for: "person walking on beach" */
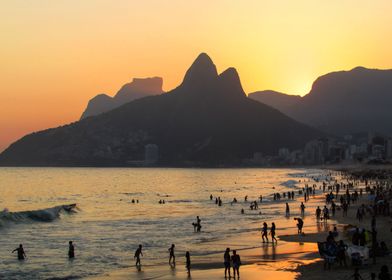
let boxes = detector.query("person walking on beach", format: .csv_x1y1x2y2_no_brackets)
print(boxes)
285,203,290,217
231,250,241,278
168,244,175,265
134,244,143,267
323,206,329,223
224,248,231,278
68,241,75,259
12,244,26,260
185,251,191,276
262,222,269,243
300,202,306,216
270,222,278,243
316,206,321,221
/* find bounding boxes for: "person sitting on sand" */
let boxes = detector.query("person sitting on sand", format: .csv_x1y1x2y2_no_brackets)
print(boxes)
12,244,26,260
168,244,175,264
134,244,143,267
68,241,75,259
224,248,231,278
185,251,191,276
231,250,241,278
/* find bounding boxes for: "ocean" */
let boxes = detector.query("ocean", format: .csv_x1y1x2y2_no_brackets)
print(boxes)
0,167,327,279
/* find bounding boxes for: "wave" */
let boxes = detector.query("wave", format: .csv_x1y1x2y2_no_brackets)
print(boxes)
280,180,299,188
0,204,77,226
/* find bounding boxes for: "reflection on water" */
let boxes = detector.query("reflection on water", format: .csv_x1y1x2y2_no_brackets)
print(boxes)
0,167,324,279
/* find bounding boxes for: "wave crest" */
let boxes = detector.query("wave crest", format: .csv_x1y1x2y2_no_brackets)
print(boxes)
0,204,77,227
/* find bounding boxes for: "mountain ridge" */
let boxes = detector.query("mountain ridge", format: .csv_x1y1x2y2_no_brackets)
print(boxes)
0,53,322,166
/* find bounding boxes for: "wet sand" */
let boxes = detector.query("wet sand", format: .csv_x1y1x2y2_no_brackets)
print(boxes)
88,174,334,280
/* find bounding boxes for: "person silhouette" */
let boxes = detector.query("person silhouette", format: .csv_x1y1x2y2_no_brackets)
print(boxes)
168,244,175,264
262,222,269,243
285,203,290,217
68,241,75,259
224,248,231,278
294,217,304,234
134,244,143,267
185,251,191,276
231,250,241,278
271,222,278,243
12,244,26,260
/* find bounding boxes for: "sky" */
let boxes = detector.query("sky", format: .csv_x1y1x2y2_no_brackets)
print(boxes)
1,0,392,152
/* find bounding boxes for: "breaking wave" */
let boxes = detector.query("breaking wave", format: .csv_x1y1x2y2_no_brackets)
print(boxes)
0,204,77,227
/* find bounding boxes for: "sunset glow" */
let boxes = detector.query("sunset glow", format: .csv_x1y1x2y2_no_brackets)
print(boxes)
1,0,392,151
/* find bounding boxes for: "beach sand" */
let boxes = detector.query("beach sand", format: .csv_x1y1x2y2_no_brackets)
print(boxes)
88,170,392,280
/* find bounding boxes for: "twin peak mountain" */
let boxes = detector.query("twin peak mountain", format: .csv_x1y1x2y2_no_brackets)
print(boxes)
0,53,321,166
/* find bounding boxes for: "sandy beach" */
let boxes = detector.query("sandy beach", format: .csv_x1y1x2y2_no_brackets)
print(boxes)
87,167,392,280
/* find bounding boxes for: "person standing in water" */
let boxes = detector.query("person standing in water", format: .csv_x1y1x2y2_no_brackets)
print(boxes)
12,244,26,260
270,222,278,243
168,244,175,265
68,241,75,259
196,216,201,232
134,244,143,267
262,222,269,243
224,248,231,278
231,250,241,278
185,251,191,276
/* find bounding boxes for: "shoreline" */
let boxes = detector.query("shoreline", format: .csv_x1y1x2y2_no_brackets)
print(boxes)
84,167,391,279
87,170,331,280
294,167,392,280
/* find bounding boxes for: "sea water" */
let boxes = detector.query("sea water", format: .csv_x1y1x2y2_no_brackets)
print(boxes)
0,167,326,279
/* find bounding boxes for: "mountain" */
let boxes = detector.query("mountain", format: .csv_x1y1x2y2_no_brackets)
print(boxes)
0,53,322,166
80,77,164,119
249,67,392,135
248,90,301,113
290,67,392,135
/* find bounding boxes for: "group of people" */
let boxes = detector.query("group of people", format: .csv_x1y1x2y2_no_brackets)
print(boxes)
13,241,75,260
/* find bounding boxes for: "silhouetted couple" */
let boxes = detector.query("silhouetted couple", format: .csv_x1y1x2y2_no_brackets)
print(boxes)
223,248,241,278
261,222,277,243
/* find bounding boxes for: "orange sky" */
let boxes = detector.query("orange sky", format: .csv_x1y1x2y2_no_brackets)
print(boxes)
1,0,392,152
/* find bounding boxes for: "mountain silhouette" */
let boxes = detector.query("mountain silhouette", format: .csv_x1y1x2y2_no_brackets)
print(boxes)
80,77,164,119
0,53,322,166
249,67,392,135
248,90,301,113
